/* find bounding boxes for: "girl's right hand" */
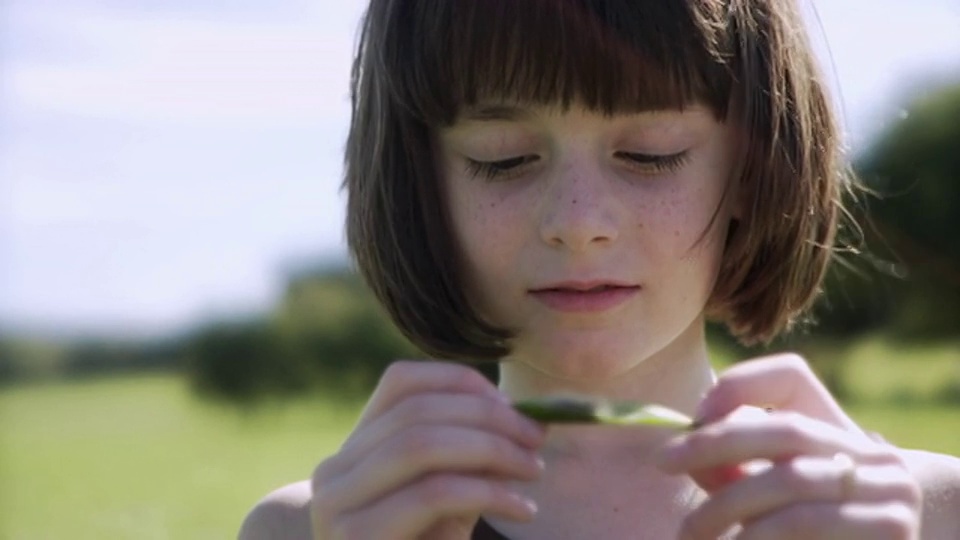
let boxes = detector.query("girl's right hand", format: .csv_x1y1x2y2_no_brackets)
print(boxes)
309,360,547,540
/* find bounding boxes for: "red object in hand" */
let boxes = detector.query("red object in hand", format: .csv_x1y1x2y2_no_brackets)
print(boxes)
690,463,747,493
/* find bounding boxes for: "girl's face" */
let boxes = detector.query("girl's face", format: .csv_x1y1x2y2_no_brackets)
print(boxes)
438,104,740,380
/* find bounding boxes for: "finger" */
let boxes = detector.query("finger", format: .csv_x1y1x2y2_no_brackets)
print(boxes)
325,425,544,513
355,361,505,430
685,463,748,494
319,474,536,539
657,409,893,477
673,406,767,492
334,392,546,473
697,354,859,432
682,457,921,539
733,502,918,540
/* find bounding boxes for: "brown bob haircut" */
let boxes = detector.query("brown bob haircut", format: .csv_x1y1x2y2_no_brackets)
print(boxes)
344,0,849,360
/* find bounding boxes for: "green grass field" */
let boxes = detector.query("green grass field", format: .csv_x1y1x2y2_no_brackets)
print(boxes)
0,375,364,539
1,339,958,539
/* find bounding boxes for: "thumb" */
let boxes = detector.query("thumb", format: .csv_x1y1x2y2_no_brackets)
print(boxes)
695,353,858,432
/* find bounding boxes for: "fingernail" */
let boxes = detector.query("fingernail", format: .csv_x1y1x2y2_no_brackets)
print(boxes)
523,498,538,515
510,492,538,517
519,495,538,515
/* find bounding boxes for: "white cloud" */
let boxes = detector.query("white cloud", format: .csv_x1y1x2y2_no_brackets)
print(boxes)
7,6,363,125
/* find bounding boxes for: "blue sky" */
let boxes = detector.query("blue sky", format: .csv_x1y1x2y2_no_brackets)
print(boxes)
2,0,958,338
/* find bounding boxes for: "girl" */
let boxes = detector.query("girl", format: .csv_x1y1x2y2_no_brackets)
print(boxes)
242,1,960,538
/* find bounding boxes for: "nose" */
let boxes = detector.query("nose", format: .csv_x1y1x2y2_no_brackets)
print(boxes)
538,157,620,250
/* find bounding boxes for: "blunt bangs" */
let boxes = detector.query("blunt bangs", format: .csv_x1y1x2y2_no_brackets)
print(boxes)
380,0,735,124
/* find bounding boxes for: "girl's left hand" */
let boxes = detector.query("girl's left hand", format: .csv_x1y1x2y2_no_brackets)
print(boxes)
655,353,922,540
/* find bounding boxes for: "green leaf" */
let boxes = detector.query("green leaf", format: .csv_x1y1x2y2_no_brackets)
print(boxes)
513,395,695,429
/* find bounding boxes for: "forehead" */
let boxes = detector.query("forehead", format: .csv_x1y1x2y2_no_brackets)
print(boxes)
377,0,734,125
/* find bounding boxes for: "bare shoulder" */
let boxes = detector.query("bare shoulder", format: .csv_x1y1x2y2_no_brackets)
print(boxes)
899,448,960,540
238,480,314,540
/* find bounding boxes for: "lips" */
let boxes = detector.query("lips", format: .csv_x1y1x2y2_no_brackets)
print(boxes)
539,284,623,293
529,281,640,313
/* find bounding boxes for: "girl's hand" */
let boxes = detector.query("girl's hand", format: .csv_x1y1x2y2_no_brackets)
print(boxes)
309,360,546,540
656,354,922,539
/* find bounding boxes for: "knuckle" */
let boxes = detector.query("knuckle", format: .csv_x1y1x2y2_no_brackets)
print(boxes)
772,417,811,448
381,360,418,385
396,394,433,425
896,477,924,508
778,352,811,375
417,474,460,507
686,425,725,454
779,461,816,497
396,425,441,463
310,456,338,493
478,393,503,420
453,364,491,391
882,449,912,469
874,504,917,540
479,398,516,435
312,457,339,485
773,409,807,425
487,435,518,462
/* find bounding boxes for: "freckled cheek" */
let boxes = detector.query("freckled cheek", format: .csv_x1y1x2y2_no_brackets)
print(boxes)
639,195,706,245
637,191,726,273
459,197,506,242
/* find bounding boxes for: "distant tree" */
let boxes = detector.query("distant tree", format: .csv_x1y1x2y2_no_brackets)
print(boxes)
812,81,960,341
186,267,421,403
0,339,15,383
0,338,68,382
187,318,312,403
273,268,419,387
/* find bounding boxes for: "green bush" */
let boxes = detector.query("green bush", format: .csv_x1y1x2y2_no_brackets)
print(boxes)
187,268,418,404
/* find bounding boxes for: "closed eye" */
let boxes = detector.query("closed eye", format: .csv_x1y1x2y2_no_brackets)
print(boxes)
465,155,539,180
615,150,690,174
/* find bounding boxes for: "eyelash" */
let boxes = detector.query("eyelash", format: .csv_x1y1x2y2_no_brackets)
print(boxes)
464,151,690,181
465,155,539,180
615,151,690,174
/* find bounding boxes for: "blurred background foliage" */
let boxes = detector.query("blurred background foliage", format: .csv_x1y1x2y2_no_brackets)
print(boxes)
816,80,960,342
2,81,960,406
